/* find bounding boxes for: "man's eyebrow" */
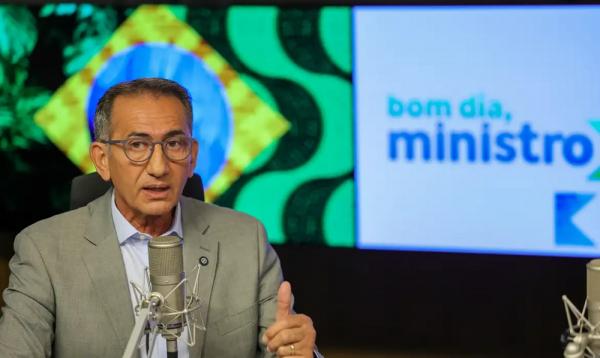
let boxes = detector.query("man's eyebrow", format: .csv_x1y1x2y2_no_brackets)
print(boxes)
124,130,187,139
162,130,187,139
126,132,151,138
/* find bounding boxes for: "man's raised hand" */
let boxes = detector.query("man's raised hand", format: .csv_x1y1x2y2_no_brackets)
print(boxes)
263,281,316,357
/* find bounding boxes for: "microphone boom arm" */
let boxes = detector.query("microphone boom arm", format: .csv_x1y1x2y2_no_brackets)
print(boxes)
123,305,153,358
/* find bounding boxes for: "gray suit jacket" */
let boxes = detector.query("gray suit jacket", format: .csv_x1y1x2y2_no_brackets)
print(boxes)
0,191,282,357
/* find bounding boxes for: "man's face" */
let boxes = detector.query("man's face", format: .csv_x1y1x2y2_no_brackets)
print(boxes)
96,93,198,222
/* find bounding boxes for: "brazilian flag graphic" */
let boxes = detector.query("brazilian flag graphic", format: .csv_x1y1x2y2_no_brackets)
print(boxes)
35,5,290,202
2,4,354,247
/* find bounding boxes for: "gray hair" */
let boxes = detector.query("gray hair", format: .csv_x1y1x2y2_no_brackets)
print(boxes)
93,78,193,140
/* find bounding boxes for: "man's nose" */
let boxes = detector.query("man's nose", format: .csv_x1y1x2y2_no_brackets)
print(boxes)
146,143,169,177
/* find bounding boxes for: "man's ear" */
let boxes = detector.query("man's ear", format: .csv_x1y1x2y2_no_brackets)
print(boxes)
188,139,199,178
90,142,111,181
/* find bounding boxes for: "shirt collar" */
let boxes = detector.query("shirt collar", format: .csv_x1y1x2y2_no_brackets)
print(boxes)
111,189,183,245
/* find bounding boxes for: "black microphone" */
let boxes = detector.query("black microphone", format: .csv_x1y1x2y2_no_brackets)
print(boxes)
148,236,185,358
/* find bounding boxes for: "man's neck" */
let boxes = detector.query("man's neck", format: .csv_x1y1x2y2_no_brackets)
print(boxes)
114,201,174,237
127,214,173,237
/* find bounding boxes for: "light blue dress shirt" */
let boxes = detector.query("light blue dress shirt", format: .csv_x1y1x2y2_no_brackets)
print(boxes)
111,191,189,358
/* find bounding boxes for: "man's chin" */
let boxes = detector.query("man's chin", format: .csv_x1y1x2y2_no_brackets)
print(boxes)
140,200,177,218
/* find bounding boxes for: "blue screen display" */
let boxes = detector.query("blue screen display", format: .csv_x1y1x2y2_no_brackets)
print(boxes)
354,6,600,256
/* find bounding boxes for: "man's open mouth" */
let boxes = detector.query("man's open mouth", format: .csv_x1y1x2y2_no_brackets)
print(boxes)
143,185,170,192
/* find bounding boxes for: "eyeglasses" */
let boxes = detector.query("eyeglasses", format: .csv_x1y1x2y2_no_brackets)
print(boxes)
99,135,194,163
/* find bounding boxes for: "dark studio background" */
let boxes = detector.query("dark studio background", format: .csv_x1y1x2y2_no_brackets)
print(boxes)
0,1,596,357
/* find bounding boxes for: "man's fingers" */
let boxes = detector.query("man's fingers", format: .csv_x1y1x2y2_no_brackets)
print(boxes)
263,314,314,344
263,313,311,342
263,316,294,342
267,327,304,354
275,342,305,358
276,281,292,321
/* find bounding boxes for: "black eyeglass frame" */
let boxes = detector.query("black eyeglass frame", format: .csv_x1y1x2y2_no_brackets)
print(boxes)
98,135,195,163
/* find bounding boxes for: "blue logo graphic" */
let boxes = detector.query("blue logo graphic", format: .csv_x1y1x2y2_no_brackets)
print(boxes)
87,43,233,186
555,193,595,247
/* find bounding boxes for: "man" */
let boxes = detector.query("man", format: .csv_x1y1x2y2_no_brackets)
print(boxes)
0,78,318,357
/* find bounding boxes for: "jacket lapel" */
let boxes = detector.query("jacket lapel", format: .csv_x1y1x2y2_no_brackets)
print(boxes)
181,198,219,358
81,190,135,351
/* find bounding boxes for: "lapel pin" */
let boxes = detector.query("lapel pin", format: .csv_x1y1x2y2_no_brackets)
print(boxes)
199,256,209,266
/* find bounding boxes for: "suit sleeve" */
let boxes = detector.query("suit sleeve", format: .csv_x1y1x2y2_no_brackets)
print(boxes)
255,221,282,358
0,231,55,358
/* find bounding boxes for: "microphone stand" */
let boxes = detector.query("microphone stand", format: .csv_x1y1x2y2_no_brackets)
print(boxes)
166,339,178,358
123,294,161,358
